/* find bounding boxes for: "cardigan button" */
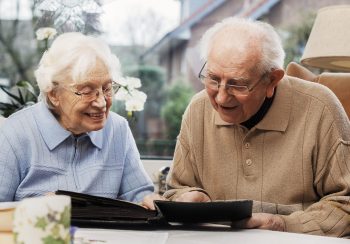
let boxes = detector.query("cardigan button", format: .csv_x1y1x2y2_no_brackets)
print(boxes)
245,142,250,149
246,159,252,166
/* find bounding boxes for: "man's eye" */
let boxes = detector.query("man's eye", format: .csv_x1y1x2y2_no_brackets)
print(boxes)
227,79,246,86
208,79,218,85
230,85,247,92
78,88,93,95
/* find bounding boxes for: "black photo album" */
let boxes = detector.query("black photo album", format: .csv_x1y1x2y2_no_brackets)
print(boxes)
56,190,253,229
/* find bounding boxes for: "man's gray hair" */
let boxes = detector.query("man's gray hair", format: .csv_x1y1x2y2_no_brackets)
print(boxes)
199,17,285,74
34,32,121,108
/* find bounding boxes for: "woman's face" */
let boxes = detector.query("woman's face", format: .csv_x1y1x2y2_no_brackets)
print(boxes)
49,78,113,135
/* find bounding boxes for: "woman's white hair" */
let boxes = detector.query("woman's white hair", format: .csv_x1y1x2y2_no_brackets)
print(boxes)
199,17,285,74
34,32,121,108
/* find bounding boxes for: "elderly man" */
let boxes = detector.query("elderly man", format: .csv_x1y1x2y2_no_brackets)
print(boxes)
164,17,350,237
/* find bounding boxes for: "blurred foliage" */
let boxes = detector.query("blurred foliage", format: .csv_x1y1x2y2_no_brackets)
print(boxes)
36,0,103,34
136,139,176,157
0,81,39,117
0,0,103,117
161,79,194,140
283,12,316,66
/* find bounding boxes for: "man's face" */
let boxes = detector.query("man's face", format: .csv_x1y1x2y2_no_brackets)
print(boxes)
204,34,275,124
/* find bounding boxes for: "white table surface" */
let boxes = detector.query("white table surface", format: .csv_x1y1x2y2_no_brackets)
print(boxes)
76,227,349,244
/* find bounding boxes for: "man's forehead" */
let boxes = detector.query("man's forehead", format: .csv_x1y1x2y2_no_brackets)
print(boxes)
206,53,258,77
207,46,261,76
209,26,261,57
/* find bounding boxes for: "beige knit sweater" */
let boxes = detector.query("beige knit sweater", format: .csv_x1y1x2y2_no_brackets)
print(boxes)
165,76,350,237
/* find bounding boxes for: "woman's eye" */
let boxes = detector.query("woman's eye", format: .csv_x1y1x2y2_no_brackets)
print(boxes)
103,86,112,92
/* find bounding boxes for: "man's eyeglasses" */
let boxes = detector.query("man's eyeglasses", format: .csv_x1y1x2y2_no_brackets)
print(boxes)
198,61,267,96
62,81,121,102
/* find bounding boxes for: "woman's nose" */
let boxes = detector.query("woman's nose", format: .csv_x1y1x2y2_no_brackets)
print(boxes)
92,91,107,108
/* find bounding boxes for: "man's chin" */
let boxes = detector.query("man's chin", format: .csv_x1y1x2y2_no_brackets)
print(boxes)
219,113,241,125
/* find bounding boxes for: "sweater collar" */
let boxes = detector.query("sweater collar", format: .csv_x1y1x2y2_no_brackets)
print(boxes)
214,76,291,132
33,102,103,150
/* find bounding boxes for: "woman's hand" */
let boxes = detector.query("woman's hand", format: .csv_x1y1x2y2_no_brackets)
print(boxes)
141,193,166,210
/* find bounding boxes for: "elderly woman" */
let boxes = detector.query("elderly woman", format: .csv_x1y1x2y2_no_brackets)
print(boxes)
0,32,160,208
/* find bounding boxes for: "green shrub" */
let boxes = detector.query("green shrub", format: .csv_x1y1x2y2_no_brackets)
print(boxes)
0,81,38,117
161,79,194,139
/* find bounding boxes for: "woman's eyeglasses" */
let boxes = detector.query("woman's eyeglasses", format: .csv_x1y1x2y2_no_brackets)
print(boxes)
61,81,121,102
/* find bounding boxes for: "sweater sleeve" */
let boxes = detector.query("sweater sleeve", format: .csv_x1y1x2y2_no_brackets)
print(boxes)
280,137,350,237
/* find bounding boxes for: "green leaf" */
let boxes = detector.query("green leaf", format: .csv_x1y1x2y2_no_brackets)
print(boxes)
61,206,71,228
0,80,38,117
0,86,23,104
35,217,48,230
42,236,66,244
16,80,37,97
51,224,60,237
17,88,25,104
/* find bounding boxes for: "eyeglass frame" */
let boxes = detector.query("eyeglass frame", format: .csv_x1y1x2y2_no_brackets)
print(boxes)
198,61,268,96
58,80,122,102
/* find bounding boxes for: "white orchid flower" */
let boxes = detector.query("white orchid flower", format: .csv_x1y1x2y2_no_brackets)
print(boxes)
117,77,128,87
36,27,57,41
125,99,145,112
114,76,147,112
114,87,131,101
128,89,147,103
125,77,141,89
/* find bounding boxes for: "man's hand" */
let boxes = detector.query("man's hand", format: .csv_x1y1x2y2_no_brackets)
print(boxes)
175,191,211,202
141,193,166,210
232,213,285,231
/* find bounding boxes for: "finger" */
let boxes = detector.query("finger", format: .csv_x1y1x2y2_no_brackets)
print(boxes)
231,215,261,229
152,193,167,201
244,216,262,229
141,198,155,210
141,193,167,210
231,218,250,229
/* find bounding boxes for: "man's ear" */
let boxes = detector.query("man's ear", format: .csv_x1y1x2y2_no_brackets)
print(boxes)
266,69,284,98
47,89,60,107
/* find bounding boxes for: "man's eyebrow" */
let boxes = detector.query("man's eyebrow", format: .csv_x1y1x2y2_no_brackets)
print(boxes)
207,72,219,78
227,77,249,83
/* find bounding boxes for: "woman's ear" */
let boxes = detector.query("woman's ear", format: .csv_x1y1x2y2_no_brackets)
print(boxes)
47,89,60,107
266,69,284,98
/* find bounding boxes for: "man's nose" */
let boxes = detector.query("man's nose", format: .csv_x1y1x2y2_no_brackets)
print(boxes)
215,85,231,104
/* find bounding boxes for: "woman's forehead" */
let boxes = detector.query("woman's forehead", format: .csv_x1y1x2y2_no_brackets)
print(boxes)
71,58,111,84
74,78,113,88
